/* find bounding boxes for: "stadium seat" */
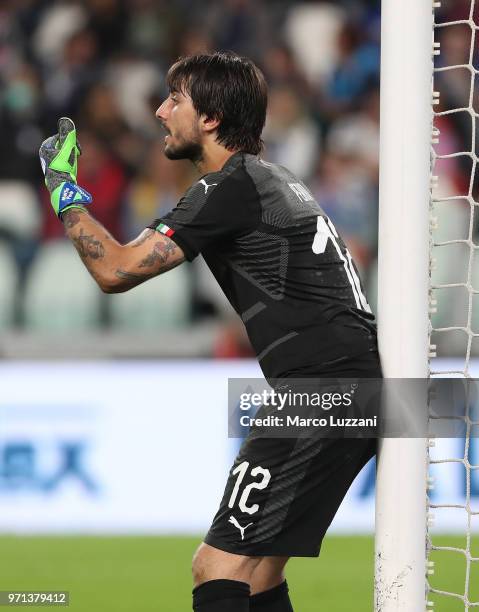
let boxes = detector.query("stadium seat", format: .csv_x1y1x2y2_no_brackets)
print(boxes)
23,240,101,331
0,181,41,239
431,199,469,297
470,251,479,341
0,242,17,329
109,264,191,330
430,243,470,359
430,199,470,354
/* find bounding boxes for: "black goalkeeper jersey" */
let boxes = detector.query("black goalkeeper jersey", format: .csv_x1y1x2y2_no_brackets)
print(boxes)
149,152,377,380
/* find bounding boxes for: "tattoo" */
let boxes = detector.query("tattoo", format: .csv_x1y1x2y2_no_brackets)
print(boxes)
115,269,147,281
62,209,86,229
131,229,155,247
139,240,178,268
115,269,152,290
115,235,184,289
73,228,105,260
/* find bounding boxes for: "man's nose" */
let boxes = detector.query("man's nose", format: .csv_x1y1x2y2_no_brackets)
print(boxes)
156,100,168,121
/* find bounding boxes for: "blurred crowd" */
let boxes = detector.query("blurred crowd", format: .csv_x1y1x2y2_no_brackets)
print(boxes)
0,0,474,356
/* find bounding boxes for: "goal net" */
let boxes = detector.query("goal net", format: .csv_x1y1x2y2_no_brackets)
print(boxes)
428,0,479,608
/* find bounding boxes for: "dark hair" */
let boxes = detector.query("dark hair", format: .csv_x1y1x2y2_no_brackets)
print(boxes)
166,52,268,155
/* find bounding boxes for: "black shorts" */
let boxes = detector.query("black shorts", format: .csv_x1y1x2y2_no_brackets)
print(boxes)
204,353,382,558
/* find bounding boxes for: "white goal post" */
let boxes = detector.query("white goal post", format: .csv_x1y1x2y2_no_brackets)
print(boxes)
375,0,433,609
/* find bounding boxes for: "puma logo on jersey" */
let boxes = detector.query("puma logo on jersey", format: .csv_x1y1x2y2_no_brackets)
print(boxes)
199,179,218,194
288,182,313,203
228,516,253,541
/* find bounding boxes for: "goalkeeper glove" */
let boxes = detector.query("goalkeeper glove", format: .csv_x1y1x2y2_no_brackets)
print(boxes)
39,117,92,218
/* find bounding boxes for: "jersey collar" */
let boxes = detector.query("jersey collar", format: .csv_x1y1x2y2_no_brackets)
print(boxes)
221,151,243,170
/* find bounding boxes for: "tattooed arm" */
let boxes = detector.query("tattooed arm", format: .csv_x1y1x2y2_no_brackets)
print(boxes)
62,209,185,293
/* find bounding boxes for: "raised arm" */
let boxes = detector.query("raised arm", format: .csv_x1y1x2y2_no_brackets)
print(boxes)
39,117,184,293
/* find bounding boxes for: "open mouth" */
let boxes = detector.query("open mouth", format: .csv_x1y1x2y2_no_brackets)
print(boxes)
162,126,171,143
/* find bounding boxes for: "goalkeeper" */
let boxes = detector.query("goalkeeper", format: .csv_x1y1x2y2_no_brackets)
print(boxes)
40,52,381,612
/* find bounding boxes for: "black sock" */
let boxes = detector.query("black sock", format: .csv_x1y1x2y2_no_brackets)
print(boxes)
250,581,293,612
193,579,250,611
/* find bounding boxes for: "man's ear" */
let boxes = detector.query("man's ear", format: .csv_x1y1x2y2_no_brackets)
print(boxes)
200,114,221,135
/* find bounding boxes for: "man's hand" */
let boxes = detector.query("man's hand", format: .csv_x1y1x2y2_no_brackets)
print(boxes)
39,117,93,218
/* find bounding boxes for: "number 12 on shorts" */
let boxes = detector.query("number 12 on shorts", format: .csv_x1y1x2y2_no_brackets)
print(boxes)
228,461,271,516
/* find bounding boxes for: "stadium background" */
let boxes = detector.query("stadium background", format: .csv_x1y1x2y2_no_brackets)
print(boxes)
0,0,477,610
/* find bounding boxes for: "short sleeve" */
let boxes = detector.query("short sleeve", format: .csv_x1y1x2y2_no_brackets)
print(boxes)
147,167,261,261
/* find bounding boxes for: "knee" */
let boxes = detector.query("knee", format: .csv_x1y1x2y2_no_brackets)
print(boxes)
192,543,208,585
192,543,226,585
192,543,262,587
250,557,289,595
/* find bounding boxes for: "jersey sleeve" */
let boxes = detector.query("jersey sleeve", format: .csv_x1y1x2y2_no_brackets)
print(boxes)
147,168,261,261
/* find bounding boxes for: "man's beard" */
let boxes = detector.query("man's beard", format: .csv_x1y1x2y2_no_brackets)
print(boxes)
164,135,203,163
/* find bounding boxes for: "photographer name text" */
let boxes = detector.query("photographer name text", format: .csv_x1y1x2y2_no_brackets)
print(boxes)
239,415,377,428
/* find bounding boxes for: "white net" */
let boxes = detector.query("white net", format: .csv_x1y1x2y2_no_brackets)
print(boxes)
428,0,479,609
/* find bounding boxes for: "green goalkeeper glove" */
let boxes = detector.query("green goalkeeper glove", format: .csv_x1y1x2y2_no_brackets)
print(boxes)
39,117,92,218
